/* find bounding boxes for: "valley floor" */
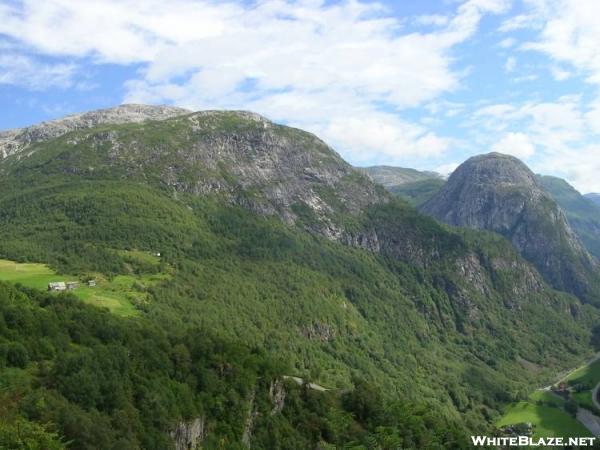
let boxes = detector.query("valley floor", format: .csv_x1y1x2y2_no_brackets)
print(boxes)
498,354,600,438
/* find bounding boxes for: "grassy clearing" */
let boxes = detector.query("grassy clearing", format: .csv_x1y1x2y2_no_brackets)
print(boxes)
498,357,600,439
565,359,600,414
566,359,600,385
572,391,597,412
0,256,170,317
528,390,565,407
497,401,591,439
0,259,61,290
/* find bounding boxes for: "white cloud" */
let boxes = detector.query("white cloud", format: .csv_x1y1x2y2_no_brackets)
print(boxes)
490,132,536,158
499,37,516,48
536,146,600,193
505,56,517,72
473,96,585,145
0,0,509,163
0,54,75,90
436,162,460,177
518,0,600,85
550,66,571,81
468,95,600,192
412,14,450,27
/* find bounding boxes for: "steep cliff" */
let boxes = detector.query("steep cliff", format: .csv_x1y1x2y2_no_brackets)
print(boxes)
421,152,600,303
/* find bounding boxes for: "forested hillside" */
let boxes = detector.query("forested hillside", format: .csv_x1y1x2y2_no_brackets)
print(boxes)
539,175,600,261
0,108,598,448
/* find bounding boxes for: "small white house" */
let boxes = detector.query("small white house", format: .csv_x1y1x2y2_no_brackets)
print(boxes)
48,282,67,292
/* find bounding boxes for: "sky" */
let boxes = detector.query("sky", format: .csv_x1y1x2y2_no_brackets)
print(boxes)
1,0,600,193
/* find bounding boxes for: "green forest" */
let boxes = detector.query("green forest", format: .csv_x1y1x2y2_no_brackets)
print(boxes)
0,114,598,448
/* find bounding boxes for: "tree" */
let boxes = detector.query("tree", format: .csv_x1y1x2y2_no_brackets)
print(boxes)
565,399,578,417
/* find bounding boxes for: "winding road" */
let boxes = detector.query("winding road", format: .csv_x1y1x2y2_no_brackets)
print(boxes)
577,408,600,436
283,376,329,392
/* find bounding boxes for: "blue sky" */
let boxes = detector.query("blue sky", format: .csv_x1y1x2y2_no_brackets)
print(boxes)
1,0,600,193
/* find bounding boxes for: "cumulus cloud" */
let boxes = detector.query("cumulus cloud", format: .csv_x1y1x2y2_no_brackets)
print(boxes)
518,0,600,84
490,132,536,158
0,54,76,90
0,0,509,163
504,56,517,72
435,162,460,177
470,94,600,192
537,147,600,193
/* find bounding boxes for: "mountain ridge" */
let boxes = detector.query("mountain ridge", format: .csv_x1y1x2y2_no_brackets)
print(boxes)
586,193,600,207
539,175,600,261
0,104,191,159
421,152,600,304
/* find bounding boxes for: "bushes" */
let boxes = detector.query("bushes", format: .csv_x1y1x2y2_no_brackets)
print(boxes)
0,282,473,448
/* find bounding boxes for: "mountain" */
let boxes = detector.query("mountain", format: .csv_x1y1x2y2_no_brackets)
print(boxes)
362,165,445,206
538,176,600,261
421,152,600,304
586,193,600,207
0,109,596,448
367,164,600,262
0,104,190,158
361,165,442,187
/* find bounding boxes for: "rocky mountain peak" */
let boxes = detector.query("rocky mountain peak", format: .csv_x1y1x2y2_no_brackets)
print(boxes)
0,107,387,241
421,152,600,302
452,152,538,188
0,104,190,159
421,153,552,230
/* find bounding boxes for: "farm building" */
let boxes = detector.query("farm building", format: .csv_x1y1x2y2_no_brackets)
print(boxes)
48,282,66,292
66,281,79,290
87,279,97,287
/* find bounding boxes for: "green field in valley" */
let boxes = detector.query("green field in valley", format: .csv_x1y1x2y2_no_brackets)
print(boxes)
566,358,600,386
497,399,591,439
0,256,170,317
497,357,600,439
565,358,600,414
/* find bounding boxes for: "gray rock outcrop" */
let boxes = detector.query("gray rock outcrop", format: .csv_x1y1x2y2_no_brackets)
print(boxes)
421,152,600,301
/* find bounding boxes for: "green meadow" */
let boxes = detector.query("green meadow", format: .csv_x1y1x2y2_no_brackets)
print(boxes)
566,358,600,385
497,357,600,439
0,256,170,317
565,358,600,414
497,396,591,439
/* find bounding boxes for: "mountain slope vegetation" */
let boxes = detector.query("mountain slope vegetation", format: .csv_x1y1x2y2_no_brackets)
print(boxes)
539,175,600,261
586,193,600,207
362,165,445,206
0,108,597,448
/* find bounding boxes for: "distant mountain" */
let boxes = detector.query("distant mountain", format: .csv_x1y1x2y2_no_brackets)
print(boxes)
421,152,600,304
586,193,600,207
362,165,445,206
538,176,600,261
361,165,443,187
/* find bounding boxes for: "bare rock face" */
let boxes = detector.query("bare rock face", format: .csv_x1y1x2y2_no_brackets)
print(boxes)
269,379,286,415
2,109,387,240
300,322,335,341
170,417,205,450
421,152,599,301
0,104,190,159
